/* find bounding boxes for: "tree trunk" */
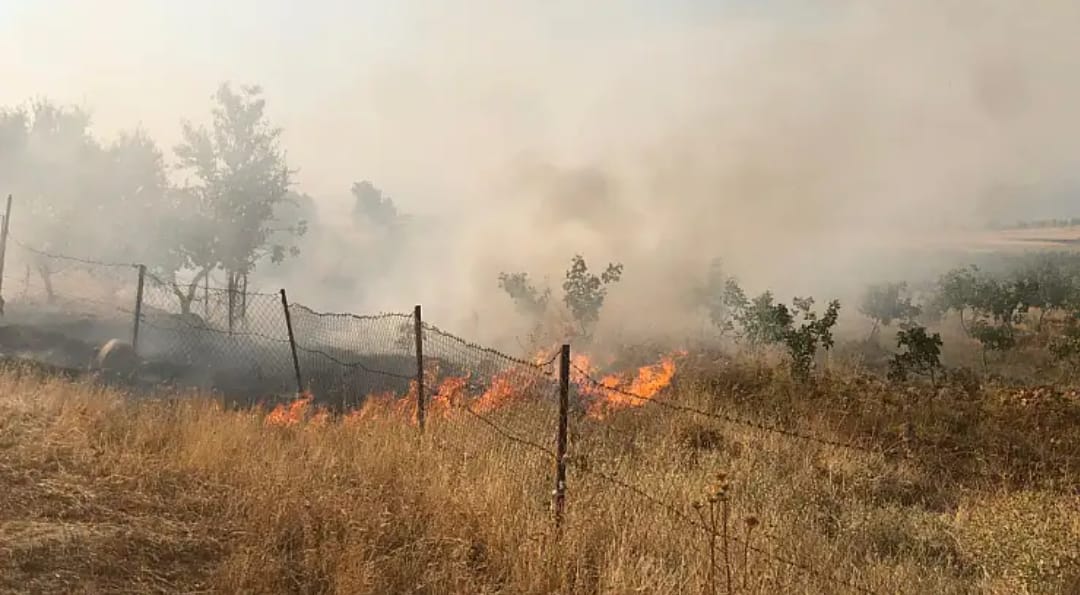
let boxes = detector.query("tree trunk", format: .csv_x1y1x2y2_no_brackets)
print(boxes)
167,267,211,316
37,264,55,303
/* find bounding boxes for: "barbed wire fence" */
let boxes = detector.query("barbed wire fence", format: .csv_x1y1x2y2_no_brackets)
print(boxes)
0,241,909,592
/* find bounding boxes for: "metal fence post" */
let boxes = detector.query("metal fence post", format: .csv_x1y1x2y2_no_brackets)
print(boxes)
280,289,304,395
132,264,146,354
414,304,426,431
555,343,570,529
0,194,13,315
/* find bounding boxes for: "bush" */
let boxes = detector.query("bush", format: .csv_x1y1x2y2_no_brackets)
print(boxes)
888,325,944,385
859,282,921,339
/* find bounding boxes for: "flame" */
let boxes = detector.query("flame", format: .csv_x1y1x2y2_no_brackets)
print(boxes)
580,353,681,420
429,374,470,417
265,391,315,427
345,387,417,425
272,350,683,427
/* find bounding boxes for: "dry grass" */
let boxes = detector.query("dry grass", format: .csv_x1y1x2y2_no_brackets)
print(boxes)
0,363,1078,595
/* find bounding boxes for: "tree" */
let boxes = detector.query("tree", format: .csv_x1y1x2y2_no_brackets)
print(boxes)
859,282,921,339
0,100,154,301
783,297,841,382
725,289,840,381
888,324,944,385
1013,256,1077,330
497,272,551,319
936,265,1030,370
698,259,748,336
170,83,303,314
735,291,791,347
562,254,623,338
351,180,398,228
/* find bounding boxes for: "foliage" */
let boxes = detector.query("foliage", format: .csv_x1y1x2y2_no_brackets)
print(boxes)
698,259,749,336
351,180,399,229
496,272,551,319
735,291,791,347
936,265,1031,364
723,283,840,381
783,297,841,381
562,254,623,338
859,282,921,337
171,83,303,311
1048,317,1080,373
1011,256,1079,330
888,324,944,384
0,101,177,299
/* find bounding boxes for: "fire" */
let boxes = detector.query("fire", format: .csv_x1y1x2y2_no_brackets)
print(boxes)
475,371,520,414
265,391,315,427
344,387,416,425
429,374,470,417
583,354,680,419
262,350,684,427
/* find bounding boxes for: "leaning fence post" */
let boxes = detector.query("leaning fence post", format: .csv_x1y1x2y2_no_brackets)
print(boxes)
227,273,236,335
414,304,426,432
555,343,570,529
0,194,13,315
280,289,304,395
132,264,146,354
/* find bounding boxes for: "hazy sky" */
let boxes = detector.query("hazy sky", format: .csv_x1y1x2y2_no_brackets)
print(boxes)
5,0,1080,338
0,0,809,210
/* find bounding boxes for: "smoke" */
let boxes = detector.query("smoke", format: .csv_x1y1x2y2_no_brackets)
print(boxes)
5,0,1080,349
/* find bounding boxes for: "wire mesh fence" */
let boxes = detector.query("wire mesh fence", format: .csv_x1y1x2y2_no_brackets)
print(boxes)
0,243,908,593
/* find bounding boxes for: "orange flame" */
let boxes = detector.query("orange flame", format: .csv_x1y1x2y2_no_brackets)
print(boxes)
429,374,470,417
580,353,682,420
274,350,682,427
265,391,315,427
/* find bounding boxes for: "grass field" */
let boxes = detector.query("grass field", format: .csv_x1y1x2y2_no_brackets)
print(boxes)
1,357,1077,595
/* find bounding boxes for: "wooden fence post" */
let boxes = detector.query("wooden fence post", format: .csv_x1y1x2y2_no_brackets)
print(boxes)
0,194,13,315
414,304,426,431
280,289,304,395
132,265,146,354
555,343,570,529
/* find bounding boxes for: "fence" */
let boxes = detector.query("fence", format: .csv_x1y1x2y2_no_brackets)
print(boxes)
0,245,912,594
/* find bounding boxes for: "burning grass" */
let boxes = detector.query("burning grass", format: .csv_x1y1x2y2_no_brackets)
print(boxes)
0,362,1077,594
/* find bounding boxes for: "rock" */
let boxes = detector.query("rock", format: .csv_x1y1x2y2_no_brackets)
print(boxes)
95,339,138,375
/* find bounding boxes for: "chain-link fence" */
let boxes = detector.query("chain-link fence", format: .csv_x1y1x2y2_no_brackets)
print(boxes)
0,243,915,592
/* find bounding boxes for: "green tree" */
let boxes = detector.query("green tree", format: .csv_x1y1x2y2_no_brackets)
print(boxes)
936,265,1030,369
735,291,791,346
888,324,944,385
562,254,623,338
0,101,166,301
497,272,551,319
171,83,303,314
698,259,749,336
784,297,841,382
859,282,921,339
1013,256,1077,330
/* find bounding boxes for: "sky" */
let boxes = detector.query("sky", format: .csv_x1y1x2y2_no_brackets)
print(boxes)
3,0,1080,339
0,0,817,210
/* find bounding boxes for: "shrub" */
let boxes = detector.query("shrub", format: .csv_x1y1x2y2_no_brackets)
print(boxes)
888,324,944,385
859,282,921,339
562,254,623,339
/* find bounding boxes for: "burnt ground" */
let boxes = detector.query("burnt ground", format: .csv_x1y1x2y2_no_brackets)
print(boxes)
0,319,422,411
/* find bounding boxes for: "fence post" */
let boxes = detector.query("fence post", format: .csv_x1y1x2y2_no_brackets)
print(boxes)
555,343,570,529
227,273,235,335
280,289,304,395
414,304,426,432
132,264,146,354
0,194,13,315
